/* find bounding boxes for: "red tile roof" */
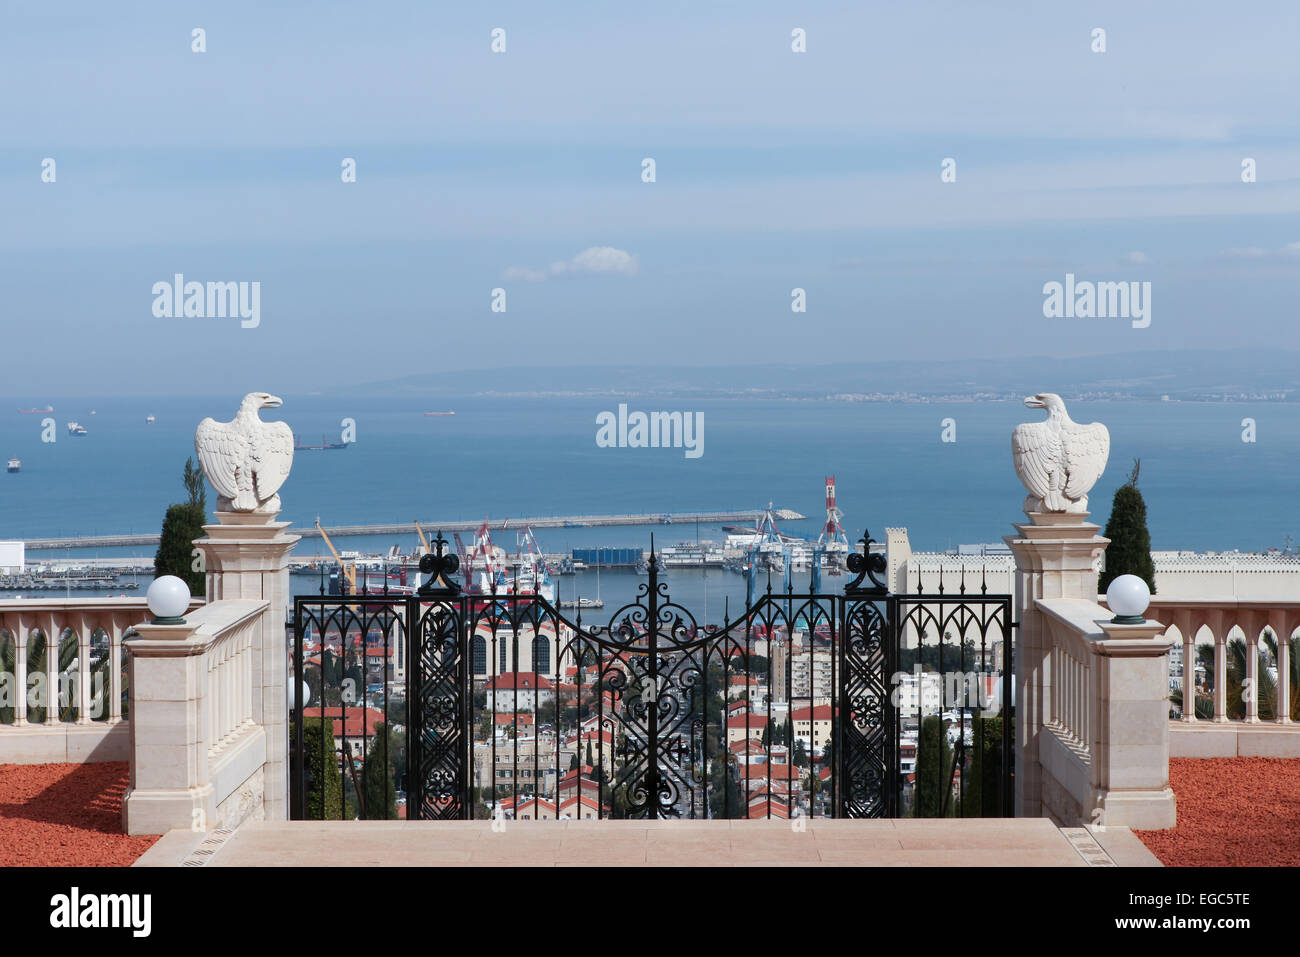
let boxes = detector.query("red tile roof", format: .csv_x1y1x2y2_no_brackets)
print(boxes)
300,706,387,738
486,671,555,691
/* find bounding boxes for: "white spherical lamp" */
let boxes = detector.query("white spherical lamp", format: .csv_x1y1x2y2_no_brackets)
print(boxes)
1106,574,1151,624
289,680,311,709
147,575,191,624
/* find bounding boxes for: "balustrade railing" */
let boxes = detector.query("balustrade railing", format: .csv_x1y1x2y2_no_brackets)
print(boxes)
0,599,150,729
1141,597,1300,726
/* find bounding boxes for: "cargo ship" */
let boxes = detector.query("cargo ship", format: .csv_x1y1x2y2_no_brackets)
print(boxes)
18,405,52,414
423,411,455,417
294,433,349,450
66,421,88,436
6,458,19,473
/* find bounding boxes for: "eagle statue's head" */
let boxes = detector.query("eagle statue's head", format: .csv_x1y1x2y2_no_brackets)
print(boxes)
1023,393,1065,414
242,391,283,411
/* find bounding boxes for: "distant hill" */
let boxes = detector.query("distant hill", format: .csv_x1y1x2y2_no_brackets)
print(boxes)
346,349,1300,400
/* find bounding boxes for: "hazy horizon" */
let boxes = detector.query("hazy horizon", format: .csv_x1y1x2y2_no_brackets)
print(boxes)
4,1,1300,395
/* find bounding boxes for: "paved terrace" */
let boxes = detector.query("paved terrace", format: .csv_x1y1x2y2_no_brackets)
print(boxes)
135,818,1161,867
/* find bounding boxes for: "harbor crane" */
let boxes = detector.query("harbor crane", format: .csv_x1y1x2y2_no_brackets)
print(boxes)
315,518,356,595
413,520,432,556
815,476,849,575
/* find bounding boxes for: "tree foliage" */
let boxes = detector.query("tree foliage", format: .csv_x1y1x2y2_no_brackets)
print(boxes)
154,503,207,597
183,456,207,511
154,459,210,597
1099,458,1156,595
360,721,399,819
302,717,344,820
913,715,954,818
961,715,1010,817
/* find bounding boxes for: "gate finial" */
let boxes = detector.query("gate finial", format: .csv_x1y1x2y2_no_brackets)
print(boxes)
417,531,462,596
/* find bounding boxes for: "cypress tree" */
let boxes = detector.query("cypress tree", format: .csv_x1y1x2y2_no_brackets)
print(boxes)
154,458,209,597
155,504,207,596
361,722,398,819
914,714,953,818
1099,459,1156,595
182,456,206,511
303,717,344,819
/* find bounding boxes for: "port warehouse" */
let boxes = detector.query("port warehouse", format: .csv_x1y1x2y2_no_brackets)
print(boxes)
571,547,644,568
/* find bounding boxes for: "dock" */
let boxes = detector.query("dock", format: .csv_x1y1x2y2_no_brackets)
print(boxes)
22,508,806,551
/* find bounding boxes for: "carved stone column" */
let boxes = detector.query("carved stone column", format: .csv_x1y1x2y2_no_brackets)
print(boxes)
195,511,299,821
1005,512,1109,818
121,619,215,835
1091,620,1177,830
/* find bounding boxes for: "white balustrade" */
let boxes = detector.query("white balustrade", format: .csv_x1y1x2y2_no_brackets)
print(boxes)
0,598,202,763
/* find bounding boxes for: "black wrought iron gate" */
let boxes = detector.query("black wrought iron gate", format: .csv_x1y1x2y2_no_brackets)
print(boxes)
290,534,1013,821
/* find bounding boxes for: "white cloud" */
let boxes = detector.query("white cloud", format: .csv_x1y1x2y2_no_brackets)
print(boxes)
503,246,639,282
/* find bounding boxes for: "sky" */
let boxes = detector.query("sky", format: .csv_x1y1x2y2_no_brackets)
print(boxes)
2,1,1299,395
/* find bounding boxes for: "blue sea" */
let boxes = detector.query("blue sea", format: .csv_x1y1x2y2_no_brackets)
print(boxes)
1,395,1296,613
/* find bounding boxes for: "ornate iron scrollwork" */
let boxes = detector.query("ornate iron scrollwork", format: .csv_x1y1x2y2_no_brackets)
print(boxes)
845,531,888,595
418,532,461,596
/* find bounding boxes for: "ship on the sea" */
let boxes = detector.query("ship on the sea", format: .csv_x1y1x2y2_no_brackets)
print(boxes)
424,411,454,416
6,458,19,473
18,405,52,414
294,433,349,450
146,414,156,424
66,421,88,436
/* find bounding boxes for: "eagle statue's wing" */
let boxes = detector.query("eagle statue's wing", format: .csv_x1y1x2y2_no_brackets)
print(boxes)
1012,421,1057,501
1063,422,1109,500
195,417,245,502
252,419,294,501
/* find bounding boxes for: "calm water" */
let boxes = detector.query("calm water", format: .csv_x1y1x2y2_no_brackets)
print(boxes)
3,395,1297,611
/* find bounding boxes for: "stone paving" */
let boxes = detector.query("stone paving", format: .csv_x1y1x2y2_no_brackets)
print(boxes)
136,817,1163,867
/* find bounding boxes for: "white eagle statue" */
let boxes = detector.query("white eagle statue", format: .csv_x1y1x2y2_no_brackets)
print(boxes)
194,392,294,513
1012,393,1109,514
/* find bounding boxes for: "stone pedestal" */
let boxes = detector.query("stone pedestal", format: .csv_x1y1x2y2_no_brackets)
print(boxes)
121,621,215,835
1091,620,1177,830
1004,512,1108,818
195,511,299,821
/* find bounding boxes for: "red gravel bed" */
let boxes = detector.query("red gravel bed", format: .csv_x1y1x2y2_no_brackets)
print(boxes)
1136,757,1300,866
0,762,160,867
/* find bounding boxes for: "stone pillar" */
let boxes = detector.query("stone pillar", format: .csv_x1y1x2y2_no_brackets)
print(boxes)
1272,609,1291,723
1092,620,1177,830
44,617,61,725
1243,612,1262,724
13,621,29,726
1181,625,1196,722
1004,512,1108,818
195,511,299,822
76,613,93,725
108,619,124,724
121,620,214,835
1211,615,1228,723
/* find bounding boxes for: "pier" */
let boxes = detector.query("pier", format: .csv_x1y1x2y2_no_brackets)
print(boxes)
22,507,806,550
